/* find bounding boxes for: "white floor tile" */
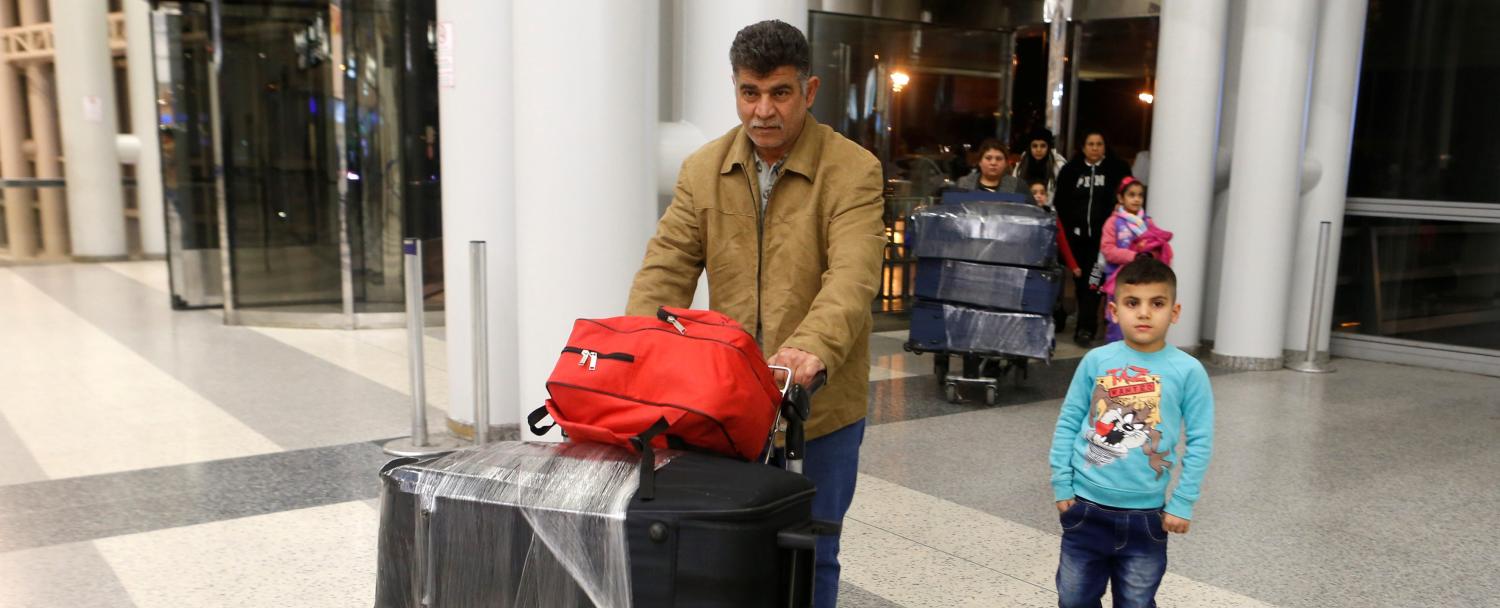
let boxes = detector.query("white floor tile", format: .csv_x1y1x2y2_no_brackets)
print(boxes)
94,501,379,608
0,270,281,479
0,541,138,608
250,325,452,416
848,474,1276,607
100,260,171,295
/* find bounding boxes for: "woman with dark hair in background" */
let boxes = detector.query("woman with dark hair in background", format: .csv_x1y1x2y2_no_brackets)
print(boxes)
956,139,1024,193
1054,131,1132,346
1012,128,1068,193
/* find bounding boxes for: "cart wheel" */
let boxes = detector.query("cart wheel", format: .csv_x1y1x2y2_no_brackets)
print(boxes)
934,355,950,381
984,385,998,406
943,382,960,403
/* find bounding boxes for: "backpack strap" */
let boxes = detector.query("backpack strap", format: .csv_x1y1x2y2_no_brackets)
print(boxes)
630,417,671,501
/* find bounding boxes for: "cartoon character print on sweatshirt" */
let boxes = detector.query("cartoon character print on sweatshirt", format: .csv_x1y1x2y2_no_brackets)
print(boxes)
1082,365,1173,478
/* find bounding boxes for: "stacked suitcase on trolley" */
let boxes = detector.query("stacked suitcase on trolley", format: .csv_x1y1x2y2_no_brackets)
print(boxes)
905,191,1062,405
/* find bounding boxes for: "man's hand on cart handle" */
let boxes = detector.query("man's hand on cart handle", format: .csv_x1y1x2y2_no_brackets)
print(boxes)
768,348,825,390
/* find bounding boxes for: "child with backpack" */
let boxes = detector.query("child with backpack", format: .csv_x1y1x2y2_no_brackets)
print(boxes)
1088,177,1173,344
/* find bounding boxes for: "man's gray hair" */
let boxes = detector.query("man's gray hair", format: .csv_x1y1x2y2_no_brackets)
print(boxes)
729,20,811,84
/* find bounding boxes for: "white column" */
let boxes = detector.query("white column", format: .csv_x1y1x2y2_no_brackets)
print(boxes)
1211,0,1318,369
1283,0,1369,359
20,0,65,257
514,0,659,440
436,0,518,440
677,0,807,136
0,1,36,257
1146,0,1230,351
49,0,126,259
1200,0,1249,343
125,0,165,257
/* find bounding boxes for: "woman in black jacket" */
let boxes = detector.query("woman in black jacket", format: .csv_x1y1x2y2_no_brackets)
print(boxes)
1053,131,1132,346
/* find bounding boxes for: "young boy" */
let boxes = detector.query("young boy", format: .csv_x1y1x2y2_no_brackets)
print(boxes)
1048,258,1214,608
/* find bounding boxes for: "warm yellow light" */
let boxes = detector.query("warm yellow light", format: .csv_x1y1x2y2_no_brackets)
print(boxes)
891,71,910,93
1138,92,1155,104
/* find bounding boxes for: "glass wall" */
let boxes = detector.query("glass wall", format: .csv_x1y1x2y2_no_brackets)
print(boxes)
1338,0,1500,355
1333,216,1500,350
1348,0,1500,203
809,11,1013,198
155,0,440,326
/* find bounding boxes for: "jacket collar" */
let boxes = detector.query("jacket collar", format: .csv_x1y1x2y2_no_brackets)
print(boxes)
721,115,824,179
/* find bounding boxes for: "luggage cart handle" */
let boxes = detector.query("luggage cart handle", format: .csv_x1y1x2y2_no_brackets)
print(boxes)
783,371,827,474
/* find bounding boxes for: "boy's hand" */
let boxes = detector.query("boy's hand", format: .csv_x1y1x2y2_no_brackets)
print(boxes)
1055,499,1075,513
1072,268,1083,277
1162,513,1191,534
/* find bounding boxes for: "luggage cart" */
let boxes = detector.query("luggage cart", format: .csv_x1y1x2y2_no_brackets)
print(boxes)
904,342,1037,406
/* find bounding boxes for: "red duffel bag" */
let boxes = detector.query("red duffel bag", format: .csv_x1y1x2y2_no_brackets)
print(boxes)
526,306,784,461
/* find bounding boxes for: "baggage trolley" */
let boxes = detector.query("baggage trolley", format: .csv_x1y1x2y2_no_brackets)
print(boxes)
903,342,1033,406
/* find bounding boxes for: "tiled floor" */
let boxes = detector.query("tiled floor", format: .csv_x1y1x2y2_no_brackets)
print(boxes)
1,260,1497,607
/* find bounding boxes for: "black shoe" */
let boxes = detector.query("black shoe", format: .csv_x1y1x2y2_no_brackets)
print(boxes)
1073,330,1093,348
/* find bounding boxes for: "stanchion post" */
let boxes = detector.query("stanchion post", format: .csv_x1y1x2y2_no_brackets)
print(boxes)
1288,222,1336,373
471,240,490,445
383,238,462,456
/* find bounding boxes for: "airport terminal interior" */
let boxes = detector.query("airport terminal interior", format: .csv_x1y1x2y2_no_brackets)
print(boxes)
0,0,1497,607
0,261,1496,607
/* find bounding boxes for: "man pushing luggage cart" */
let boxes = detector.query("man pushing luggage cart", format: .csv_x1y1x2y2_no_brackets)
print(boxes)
624,20,886,608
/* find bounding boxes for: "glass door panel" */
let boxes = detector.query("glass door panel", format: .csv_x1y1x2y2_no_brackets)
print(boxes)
220,3,343,311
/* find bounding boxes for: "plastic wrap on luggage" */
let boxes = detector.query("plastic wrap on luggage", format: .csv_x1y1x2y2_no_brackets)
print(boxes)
909,201,1057,268
908,300,1054,360
377,441,665,608
914,258,1062,315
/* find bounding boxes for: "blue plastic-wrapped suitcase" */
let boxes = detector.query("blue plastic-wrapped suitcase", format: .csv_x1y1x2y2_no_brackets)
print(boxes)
907,299,1054,361
909,201,1057,268
913,258,1063,315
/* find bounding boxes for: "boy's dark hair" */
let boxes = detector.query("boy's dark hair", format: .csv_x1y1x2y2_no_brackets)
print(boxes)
977,138,1008,157
730,20,810,82
1027,178,1048,191
1115,257,1177,298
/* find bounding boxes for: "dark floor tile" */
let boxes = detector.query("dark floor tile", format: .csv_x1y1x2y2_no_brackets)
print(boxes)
0,440,398,552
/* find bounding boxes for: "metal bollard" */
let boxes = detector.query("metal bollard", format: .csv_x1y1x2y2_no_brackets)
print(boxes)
383,239,463,457
471,241,490,445
1287,222,1336,373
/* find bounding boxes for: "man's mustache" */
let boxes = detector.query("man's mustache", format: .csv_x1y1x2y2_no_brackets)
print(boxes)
750,121,782,129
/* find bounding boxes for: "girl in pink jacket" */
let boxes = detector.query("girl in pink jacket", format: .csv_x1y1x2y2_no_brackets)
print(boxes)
1090,177,1174,343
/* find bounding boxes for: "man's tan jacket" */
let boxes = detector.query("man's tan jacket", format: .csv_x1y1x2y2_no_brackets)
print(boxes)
626,118,886,440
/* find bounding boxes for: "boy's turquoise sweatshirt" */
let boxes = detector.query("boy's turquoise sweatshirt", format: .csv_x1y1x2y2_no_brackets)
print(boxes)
1049,341,1214,519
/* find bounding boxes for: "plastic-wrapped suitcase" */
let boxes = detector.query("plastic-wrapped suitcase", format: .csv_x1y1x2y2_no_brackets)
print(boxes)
907,299,1055,360
376,447,824,608
913,258,1063,315
910,201,1057,268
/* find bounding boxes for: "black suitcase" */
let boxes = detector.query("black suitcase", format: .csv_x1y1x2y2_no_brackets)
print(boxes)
908,299,1055,360
913,258,1063,315
910,201,1057,268
375,381,831,608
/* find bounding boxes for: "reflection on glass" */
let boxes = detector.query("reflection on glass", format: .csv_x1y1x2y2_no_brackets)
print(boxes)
1333,216,1500,352
158,5,223,308
346,0,442,313
1349,0,1500,203
220,3,343,311
809,11,1011,197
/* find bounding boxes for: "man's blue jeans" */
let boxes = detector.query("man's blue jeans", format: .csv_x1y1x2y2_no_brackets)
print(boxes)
1056,498,1168,608
777,418,865,608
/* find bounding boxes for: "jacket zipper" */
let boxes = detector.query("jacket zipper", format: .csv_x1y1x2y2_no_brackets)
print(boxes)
560,346,635,371
746,167,764,344
1086,164,1096,238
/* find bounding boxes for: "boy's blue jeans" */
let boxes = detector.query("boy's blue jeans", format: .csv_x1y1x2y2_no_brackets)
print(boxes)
772,418,866,608
1056,497,1168,608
